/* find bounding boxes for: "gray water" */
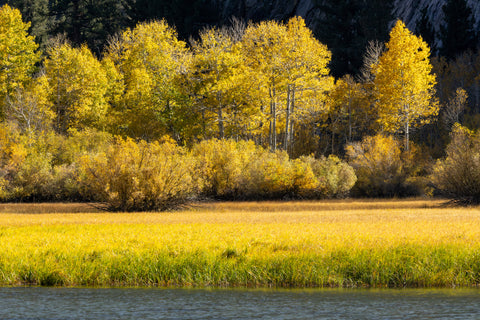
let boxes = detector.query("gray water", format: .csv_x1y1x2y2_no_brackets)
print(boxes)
0,287,479,320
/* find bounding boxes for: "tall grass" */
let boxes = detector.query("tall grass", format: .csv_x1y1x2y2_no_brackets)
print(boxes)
0,200,479,287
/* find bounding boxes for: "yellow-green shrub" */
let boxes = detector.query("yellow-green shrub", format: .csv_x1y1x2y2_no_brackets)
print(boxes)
432,124,480,204
0,124,53,201
299,155,357,198
346,134,426,197
80,137,196,211
192,139,260,198
192,139,356,199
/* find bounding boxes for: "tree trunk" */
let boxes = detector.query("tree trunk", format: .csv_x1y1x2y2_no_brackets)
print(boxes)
405,110,410,151
284,84,291,151
269,81,277,152
289,86,295,154
217,105,224,139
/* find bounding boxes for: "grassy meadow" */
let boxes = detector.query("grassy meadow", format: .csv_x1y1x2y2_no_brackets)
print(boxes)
0,199,480,288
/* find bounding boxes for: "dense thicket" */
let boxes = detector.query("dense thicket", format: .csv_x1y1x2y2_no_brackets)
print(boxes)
0,4,479,208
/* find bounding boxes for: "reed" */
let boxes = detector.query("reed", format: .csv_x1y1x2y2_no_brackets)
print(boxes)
0,199,479,288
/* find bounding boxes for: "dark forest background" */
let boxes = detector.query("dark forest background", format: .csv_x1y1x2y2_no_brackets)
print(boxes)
1,0,478,77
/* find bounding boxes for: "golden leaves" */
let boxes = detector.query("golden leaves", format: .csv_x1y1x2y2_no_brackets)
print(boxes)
373,20,438,140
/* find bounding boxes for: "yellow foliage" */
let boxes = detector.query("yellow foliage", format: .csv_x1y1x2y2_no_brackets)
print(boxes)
105,20,191,140
0,4,40,118
373,20,438,149
80,137,196,211
192,139,355,199
347,134,425,197
241,17,333,150
5,74,54,133
0,200,478,287
432,124,480,204
44,42,109,133
190,27,252,139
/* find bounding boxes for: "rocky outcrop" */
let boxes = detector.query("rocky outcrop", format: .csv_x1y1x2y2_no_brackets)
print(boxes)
213,0,480,36
393,0,480,32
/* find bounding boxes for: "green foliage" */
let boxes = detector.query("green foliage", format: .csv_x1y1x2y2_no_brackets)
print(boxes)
316,0,393,77
80,137,196,211
432,124,480,204
346,134,427,197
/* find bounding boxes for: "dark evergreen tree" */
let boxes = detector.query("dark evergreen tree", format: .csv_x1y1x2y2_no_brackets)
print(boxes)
416,7,436,55
440,0,478,60
357,0,393,44
315,0,392,78
316,0,364,77
48,0,132,55
129,0,220,41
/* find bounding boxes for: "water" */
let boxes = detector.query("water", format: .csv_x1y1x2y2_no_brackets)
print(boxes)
0,287,479,320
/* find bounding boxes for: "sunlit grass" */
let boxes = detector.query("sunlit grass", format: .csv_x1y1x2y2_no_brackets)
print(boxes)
0,199,479,288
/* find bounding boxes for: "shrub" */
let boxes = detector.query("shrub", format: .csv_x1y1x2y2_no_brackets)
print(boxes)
241,150,314,199
192,139,356,200
432,124,480,204
346,134,426,197
79,137,196,211
300,155,357,198
191,139,259,198
0,124,54,201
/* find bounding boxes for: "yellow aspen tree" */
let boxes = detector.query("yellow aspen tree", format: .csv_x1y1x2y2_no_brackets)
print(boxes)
191,27,247,139
44,42,109,134
329,75,371,146
0,4,40,119
241,20,288,151
105,20,191,141
241,17,332,152
373,20,438,150
4,74,54,134
282,17,332,153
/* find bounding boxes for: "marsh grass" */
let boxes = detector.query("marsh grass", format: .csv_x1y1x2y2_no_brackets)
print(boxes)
0,199,479,288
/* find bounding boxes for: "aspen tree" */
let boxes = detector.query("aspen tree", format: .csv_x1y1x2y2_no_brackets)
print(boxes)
241,20,287,151
105,20,191,140
0,4,40,119
242,17,332,152
373,20,437,150
191,27,246,139
44,42,109,133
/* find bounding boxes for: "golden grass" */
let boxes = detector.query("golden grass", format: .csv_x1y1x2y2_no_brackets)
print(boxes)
0,199,479,288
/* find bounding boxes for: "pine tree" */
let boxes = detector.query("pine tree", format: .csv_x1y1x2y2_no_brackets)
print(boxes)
315,0,393,78
440,0,478,60
415,7,436,55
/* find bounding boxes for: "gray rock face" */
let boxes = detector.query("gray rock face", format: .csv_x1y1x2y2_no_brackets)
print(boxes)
214,0,480,37
393,0,480,31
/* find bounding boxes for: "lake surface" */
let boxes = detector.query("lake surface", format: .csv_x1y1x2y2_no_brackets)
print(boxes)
0,287,479,319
